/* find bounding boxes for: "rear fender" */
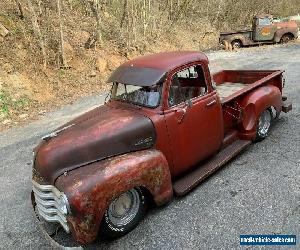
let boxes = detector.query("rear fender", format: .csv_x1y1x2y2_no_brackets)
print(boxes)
239,85,282,140
55,149,172,244
274,29,297,42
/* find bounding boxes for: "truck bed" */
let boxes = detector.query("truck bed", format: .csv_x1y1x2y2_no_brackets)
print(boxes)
215,83,250,99
212,70,283,104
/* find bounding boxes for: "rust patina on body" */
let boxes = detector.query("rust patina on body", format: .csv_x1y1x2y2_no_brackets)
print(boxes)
55,149,172,244
34,106,156,184
31,51,292,246
220,14,298,48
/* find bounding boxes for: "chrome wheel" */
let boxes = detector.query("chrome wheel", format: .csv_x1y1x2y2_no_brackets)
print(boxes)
107,189,140,227
257,109,272,138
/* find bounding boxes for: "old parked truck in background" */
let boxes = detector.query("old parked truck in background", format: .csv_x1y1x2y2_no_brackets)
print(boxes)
31,51,292,246
220,14,298,48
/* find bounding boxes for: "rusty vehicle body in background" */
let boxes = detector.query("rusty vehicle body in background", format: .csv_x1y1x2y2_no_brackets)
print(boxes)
284,14,300,32
220,14,298,49
31,51,292,246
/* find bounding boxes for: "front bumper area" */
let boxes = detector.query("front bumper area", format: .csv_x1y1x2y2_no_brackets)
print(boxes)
32,180,70,233
32,204,83,249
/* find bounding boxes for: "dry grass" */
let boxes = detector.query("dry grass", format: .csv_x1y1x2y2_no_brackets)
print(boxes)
0,0,299,131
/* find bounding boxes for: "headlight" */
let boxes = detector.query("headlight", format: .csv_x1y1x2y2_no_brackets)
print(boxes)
57,193,70,215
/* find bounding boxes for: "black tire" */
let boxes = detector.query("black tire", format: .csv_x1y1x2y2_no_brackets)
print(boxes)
255,109,272,142
100,187,148,239
231,40,242,49
280,34,294,44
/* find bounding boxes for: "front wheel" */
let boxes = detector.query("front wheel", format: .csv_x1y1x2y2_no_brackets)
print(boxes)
100,187,148,239
255,109,272,141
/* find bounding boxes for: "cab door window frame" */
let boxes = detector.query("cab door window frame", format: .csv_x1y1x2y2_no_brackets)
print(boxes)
167,63,210,109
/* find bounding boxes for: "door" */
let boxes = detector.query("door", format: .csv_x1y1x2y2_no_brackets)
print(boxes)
164,64,223,177
254,17,276,41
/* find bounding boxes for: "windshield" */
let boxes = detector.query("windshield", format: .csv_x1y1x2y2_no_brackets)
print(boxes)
110,83,162,108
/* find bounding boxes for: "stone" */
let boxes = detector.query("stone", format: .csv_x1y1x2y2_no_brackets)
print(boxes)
107,55,123,71
63,41,75,63
0,23,9,37
90,71,97,77
3,63,13,73
38,110,46,115
2,119,11,125
19,114,28,119
96,57,107,73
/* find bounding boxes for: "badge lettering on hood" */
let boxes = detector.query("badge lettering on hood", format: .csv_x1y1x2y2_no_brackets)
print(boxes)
134,137,153,147
42,124,75,141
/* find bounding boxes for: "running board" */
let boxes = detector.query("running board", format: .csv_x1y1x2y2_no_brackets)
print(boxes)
173,140,251,196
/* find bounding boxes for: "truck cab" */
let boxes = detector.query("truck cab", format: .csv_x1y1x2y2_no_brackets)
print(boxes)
252,15,277,41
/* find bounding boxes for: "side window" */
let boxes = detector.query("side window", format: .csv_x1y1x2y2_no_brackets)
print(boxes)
258,17,271,26
168,65,208,107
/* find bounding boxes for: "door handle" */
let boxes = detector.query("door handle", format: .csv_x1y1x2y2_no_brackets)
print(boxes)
176,108,187,124
206,99,216,107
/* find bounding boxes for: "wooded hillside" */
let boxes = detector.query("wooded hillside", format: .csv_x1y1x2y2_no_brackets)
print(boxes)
0,0,299,130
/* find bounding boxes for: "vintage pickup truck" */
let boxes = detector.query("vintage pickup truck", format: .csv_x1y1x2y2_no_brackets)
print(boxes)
219,14,298,48
31,51,292,245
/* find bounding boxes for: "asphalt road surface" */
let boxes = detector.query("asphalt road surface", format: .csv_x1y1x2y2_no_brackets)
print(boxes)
0,44,299,250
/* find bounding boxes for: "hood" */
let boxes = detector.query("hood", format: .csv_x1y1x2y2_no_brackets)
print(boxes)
33,104,156,184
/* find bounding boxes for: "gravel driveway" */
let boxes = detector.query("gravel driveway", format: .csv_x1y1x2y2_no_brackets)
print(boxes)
0,44,299,250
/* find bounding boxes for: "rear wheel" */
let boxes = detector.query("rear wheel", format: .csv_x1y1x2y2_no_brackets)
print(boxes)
280,34,293,43
231,40,242,49
255,109,272,141
100,187,148,239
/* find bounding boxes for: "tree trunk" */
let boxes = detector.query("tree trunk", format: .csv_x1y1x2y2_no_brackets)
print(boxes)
57,0,68,68
15,0,24,19
120,0,128,28
89,0,102,43
26,0,47,69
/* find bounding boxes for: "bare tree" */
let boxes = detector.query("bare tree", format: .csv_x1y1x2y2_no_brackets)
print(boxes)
84,0,102,49
142,0,152,38
26,0,47,69
57,0,68,68
89,0,102,43
120,0,128,28
15,0,24,19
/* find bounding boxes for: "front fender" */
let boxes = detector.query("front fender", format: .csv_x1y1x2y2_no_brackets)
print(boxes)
55,149,172,244
239,85,282,140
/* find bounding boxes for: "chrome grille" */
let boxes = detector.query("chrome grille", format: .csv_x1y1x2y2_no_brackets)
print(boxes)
32,180,70,233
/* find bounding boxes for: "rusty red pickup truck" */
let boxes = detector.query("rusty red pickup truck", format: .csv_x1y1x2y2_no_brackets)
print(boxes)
31,51,292,245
